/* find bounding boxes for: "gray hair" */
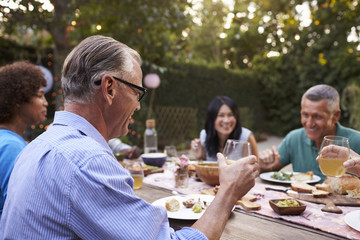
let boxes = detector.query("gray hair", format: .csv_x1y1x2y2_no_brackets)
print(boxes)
301,84,340,113
61,35,141,104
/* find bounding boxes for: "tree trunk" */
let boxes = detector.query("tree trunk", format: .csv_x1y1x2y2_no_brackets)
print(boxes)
48,0,73,110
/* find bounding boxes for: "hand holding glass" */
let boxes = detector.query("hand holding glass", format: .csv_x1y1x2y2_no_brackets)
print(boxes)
319,136,350,177
223,139,251,164
124,159,144,189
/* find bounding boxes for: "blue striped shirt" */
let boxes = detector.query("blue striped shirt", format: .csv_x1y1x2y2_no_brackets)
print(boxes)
0,111,206,240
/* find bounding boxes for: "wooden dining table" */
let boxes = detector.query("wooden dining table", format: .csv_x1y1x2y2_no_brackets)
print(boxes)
134,179,350,240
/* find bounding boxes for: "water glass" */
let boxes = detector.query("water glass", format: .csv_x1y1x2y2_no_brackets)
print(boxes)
164,145,177,160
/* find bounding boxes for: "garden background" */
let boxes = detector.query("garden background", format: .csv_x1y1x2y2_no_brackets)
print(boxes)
1,0,359,149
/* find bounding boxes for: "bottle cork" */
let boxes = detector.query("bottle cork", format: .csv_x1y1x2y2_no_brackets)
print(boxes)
146,119,155,128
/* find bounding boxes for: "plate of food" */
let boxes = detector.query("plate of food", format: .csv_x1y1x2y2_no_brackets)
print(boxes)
344,210,360,232
152,194,215,220
259,171,321,184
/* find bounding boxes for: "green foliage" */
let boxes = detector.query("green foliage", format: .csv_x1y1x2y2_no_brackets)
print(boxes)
1,0,360,141
342,84,360,131
144,62,262,135
186,0,229,64
252,54,302,135
72,0,192,66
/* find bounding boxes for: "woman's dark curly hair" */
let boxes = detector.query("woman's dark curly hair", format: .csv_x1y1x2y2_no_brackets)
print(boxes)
0,61,46,123
205,96,242,157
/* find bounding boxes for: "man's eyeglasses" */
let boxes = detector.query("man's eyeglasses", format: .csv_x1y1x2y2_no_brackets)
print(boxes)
94,76,147,101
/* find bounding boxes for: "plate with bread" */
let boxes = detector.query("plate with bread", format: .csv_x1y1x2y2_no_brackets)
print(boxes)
152,194,216,220
260,171,321,184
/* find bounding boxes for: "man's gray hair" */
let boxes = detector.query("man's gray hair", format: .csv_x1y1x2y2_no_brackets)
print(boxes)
301,84,340,113
61,35,141,103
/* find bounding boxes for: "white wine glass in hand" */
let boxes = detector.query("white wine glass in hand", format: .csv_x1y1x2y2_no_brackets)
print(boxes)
319,135,350,177
223,139,251,164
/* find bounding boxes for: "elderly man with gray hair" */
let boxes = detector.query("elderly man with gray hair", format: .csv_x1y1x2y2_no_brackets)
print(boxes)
259,84,360,181
0,35,258,239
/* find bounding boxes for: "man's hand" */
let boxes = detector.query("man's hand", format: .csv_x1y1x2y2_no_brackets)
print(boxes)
217,152,258,202
258,146,281,172
344,156,360,177
191,153,259,239
318,145,360,177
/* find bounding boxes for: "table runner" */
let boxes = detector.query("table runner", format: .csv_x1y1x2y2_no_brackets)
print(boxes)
144,170,360,239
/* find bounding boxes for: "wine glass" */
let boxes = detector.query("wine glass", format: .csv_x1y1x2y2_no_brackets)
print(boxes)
223,139,251,164
319,135,350,177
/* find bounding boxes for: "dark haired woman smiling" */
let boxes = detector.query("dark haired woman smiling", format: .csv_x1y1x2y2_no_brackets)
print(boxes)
191,96,258,161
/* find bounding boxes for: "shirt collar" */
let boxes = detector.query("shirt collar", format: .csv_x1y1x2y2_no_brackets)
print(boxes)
335,122,343,135
304,134,314,147
52,111,110,149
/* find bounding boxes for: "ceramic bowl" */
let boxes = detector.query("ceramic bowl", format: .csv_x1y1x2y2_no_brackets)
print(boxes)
269,199,306,215
195,162,219,186
141,153,167,167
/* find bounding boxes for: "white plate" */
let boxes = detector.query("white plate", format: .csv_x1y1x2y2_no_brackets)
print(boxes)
259,171,321,184
344,210,360,232
152,194,215,220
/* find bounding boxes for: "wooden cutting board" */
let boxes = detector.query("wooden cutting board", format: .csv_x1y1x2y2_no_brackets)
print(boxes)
287,191,360,206
144,168,164,176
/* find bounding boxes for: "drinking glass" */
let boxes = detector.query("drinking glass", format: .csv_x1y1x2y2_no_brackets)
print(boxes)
223,139,251,164
164,145,177,161
124,159,144,189
319,135,350,177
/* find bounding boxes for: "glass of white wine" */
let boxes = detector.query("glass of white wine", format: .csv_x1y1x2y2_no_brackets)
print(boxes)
124,159,144,189
319,136,350,177
223,139,251,164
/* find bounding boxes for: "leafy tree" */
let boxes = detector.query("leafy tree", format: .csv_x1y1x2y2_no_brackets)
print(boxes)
186,0,229,64
221,0,360,133
0,0,192,110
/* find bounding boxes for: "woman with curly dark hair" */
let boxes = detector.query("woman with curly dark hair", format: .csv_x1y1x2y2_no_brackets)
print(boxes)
0,61,48,218
191,96,258,161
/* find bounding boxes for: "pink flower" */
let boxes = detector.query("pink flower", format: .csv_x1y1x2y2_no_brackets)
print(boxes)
174,155,189,172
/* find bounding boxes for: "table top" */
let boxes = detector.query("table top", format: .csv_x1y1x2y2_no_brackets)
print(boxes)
135,182,349,240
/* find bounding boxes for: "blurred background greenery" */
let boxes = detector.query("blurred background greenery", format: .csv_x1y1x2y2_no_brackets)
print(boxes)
1,0,359,149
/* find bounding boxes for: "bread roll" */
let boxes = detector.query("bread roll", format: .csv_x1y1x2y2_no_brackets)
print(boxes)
346,189,360,199
165,198,180,212
324,174,360,195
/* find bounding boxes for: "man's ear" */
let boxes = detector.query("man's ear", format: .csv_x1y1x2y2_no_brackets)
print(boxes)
332,109,341,123
101,75,117,105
